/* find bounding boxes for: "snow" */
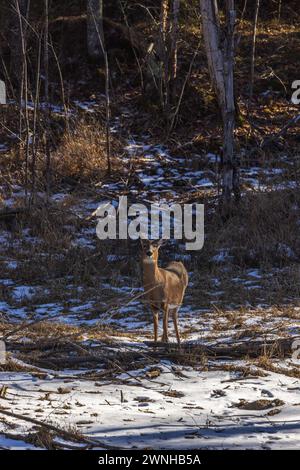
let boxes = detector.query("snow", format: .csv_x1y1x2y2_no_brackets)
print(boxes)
247,270,262,279
212,249,233,263
0,144,8,153
12,286,35,301
1,367,300,449
1,109,300,449
0,435,40,450
206,153,221,163
73,100,97,113
6,261,18,270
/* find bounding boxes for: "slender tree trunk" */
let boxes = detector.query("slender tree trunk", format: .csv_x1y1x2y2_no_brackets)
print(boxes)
87,0,111,173
87,0,104,60
159,0,170,111
200,0,238,210
44,0,51,201
0,80,6,105
277,0,282,22
104,51,111,175
223,1,238,203
241,0,247,19
12,0,30,200
10,0,29,94
236,0,247,48
44,0,49,105
147,0,180,114
249,0,260,99
170,0,180,100
31,33,42,204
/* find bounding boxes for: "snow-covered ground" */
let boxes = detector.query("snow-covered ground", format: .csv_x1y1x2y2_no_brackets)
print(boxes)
1,364,300,449
1,104,300,449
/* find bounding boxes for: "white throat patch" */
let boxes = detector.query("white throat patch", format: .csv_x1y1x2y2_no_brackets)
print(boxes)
143,257,155,264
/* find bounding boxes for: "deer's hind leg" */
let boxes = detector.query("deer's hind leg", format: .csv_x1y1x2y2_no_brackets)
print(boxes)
170,306,181,345
161,304,169,343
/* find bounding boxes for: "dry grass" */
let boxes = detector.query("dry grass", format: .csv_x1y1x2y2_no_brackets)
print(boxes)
0,114,125,192
52,120,123,182
186,188,300,311
26,428,57,450
255,355,300,379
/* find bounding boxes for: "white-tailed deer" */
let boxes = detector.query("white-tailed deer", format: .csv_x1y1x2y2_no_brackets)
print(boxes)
140,240,188,344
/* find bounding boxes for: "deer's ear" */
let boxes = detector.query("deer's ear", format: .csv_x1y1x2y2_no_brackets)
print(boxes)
139,238,148,250
157,239,165,248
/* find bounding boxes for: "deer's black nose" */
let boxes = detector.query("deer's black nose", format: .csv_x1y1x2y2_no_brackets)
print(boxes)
146,251,152,257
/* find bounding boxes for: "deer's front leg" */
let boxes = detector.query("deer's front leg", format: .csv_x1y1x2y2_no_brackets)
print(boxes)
152,310,159,343
161,305,169,343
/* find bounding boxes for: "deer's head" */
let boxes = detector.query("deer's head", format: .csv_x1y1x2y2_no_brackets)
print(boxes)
140,239,164,263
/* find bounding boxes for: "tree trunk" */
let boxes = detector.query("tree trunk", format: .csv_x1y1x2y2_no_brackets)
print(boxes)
249,0,260,99
223,1,238,204
9,0,30,93
159,0,170,111
277,0,282,22
10,0,31,200
44,0,51,202
200,1,226,109
86,0,110,172
170,0,180,100
87,0,104,60
200,0,239,209
146,0,180,114
0,80,6,104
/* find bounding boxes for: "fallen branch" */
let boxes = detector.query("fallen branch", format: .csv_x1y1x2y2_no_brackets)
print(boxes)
262,114,300,147
143,337,297,359
0,407,121,450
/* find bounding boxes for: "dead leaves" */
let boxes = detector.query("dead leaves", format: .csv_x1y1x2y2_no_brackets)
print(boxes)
57,387,72,395
161,390,185,398
145,368,161,379
232,398,285,410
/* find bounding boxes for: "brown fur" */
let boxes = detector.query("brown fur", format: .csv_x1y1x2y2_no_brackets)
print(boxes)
140,240,189,344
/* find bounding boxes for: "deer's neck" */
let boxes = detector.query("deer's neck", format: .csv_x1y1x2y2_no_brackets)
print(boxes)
142,258,160,286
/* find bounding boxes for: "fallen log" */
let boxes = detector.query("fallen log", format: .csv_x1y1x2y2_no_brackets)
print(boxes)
6,335,298,373
0,207,28,220
29,337,298,371
143,337,298,359
0,408,121,450
0,207,27,230
33,355,107,368
262,114,300,148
